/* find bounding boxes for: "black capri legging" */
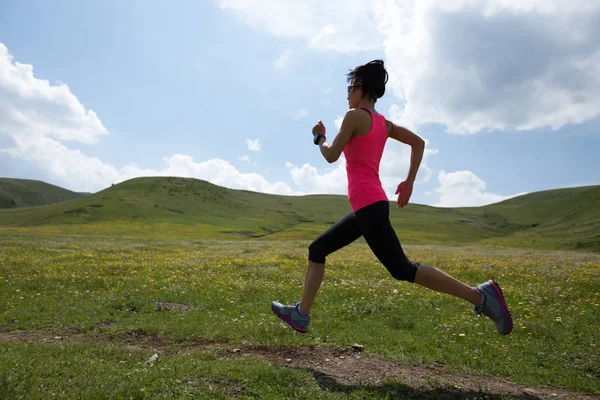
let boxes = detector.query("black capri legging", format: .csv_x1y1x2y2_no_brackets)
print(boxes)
308,200,420,282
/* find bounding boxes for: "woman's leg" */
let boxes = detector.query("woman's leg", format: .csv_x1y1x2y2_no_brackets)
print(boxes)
356,201,482,306
413,265,482,305
299,210,362,315
298,260,325,315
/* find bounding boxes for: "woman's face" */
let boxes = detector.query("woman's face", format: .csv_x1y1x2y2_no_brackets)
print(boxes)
347,82,362,109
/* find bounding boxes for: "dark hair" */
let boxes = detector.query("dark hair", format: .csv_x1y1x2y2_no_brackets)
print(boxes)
346,59,389,102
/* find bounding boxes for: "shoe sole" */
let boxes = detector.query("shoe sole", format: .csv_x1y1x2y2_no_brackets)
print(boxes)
271,304,308,333
489,279,513,335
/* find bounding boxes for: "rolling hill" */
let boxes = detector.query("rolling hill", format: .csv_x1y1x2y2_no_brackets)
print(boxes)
0,176,598,251
0,178,89,208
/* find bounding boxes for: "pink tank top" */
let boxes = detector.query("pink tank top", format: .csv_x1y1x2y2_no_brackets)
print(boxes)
343,107,389,212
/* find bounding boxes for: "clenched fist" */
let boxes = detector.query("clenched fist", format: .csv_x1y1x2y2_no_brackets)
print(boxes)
312,120,326,136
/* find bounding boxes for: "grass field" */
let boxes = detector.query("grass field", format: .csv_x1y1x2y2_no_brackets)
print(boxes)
1,229,599,399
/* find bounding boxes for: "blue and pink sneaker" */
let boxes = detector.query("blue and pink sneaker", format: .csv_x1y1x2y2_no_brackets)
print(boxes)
271,301,310,333
474,280,513,335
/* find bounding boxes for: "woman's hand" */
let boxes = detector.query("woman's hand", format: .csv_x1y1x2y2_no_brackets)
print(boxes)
312,120,326,136
395,180,413,208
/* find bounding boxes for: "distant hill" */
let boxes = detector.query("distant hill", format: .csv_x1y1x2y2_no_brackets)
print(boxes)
0,176,598,251
0,178,89,208
453,185,600,251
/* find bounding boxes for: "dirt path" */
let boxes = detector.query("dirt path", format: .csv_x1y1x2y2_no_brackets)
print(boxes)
1,327,598,400
239,344,598,400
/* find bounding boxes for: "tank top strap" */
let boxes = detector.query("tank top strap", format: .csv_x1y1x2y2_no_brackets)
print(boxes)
359,106,380,116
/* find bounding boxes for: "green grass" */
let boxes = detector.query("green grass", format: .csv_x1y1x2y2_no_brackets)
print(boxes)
0,178,88,208
0,341,331,399
1,230,599,399
1,176,598,251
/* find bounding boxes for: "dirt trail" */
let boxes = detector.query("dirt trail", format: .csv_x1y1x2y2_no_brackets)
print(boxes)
1,327,598,400
239,344,598,400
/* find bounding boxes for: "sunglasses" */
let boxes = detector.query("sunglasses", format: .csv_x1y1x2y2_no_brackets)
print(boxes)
347,85,360,94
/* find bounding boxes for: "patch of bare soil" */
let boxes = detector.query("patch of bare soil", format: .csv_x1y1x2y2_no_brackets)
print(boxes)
459,220,483,227
229,345,599,400
152,301,196,312
222,231,256,238
1,328,597,400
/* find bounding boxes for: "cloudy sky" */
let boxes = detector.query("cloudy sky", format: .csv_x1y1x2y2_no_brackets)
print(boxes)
1,0,598,207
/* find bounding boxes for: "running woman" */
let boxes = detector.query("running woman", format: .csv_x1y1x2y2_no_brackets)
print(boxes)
271,60,512,336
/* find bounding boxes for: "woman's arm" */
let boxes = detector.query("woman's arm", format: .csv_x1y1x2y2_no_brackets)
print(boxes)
386,119,425,183
314,110,360,163
386,119,425,207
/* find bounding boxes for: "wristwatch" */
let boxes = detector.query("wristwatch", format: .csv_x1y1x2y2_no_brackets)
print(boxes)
313,133,326,145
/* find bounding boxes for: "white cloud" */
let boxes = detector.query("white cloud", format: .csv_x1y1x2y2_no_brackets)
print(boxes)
218,0,383,53
388,103,417,133
434,170,527,207
246,138,261,152
377,1,600,134
294,109,309,119
0,41,113,192
309,24,337,49
273,50,293,70
220,1,600,134
334,115,344,130
3,131,294,194
285,158,347,194
158,155,292,195
2,135,122,191
0,42,108,145
238,154,258,166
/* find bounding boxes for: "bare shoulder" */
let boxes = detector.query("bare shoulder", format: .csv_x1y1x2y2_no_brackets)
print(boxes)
347,108,373,124
337,108,362,128
346,108,366,119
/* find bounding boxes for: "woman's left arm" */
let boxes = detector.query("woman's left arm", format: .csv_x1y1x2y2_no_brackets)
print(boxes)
386,119,425,207
313,110,359,163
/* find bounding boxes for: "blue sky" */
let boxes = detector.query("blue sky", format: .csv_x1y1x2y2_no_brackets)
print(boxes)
1,0,598,207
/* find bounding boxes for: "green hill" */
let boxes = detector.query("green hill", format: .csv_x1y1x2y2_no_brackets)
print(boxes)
0,178,89,208
0,176,598,251
0,177,347,235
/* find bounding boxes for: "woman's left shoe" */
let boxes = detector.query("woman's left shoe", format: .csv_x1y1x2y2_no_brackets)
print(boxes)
473,280,513,335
